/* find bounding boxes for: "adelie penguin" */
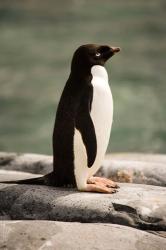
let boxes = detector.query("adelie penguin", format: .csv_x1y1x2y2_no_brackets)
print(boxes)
2,44,121,193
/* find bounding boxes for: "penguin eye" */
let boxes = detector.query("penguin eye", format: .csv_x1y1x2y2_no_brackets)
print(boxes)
95,52,101,57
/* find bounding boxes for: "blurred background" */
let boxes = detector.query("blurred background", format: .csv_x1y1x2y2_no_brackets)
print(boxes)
0,0,165,155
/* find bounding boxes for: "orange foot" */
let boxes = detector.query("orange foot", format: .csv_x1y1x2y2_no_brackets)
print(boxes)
84,176,119,194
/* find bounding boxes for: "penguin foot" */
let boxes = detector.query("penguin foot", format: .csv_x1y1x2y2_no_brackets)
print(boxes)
85,183,117,193
87,176,119,189
83,176,119,193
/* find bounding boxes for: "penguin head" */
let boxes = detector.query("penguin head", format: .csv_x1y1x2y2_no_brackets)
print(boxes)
71,44,120,71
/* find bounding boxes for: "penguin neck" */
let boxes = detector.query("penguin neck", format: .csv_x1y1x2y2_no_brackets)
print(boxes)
91,65,108,82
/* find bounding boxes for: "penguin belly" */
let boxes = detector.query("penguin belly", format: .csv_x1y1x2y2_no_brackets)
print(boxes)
74,65,113,190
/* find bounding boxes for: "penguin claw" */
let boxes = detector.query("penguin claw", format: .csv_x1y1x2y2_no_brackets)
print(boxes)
107,184,119,189
112,189,118,193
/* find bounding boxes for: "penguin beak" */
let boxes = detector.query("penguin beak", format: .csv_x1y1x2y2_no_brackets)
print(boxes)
101,45,121,62
110,47,121,55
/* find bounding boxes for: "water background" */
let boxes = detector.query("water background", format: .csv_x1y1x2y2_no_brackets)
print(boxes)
0,0,165,154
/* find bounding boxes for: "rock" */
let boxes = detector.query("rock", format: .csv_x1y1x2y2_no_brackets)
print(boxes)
0,152,166,249
0,170,41,182
0,221,165,250
0,152,166,186
0,181,165,231
148,230,166,238
97,161,166,186
0,152,52,174
107,153,166,163
97,154,166,187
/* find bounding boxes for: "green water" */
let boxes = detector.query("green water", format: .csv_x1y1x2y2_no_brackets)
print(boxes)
0,0,165,154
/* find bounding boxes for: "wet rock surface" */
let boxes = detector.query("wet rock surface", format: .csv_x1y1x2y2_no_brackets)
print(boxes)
0,221,166,250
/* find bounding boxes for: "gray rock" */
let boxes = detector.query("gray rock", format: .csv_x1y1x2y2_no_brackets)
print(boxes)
0,181,165,231
0,221,165,250
1,152,166,186
97,154,166,187
107,153,166,164
148,230,166,238
0,152,52,174
0,169,41,182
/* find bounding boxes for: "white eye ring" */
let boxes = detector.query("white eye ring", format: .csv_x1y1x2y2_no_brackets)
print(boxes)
96,52,101,57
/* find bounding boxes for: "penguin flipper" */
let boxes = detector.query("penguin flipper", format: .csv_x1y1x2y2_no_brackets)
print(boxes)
76,85,97,167
76,113,97,167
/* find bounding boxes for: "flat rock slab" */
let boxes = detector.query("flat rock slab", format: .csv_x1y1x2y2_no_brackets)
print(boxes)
0,152,166,186
107,153,166,163
0,152,52,174
0,169,41,182
0,183,165,231
98,158,166,186
0,221,166,250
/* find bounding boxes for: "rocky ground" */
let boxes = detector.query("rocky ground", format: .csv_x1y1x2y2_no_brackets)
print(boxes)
0,152,166,250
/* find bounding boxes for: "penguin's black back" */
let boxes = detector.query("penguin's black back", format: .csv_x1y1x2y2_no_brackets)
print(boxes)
52,70,97,187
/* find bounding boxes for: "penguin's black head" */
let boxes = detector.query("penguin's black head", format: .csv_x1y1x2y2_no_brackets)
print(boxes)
71,44,120,72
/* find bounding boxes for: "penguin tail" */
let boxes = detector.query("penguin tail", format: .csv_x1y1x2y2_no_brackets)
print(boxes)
0,172,76,187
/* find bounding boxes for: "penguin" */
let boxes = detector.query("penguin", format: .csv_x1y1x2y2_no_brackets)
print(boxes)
1,44,120,193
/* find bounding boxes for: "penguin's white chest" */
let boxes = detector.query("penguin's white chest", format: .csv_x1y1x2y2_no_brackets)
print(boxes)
74,65,113,190
90,65,113,168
